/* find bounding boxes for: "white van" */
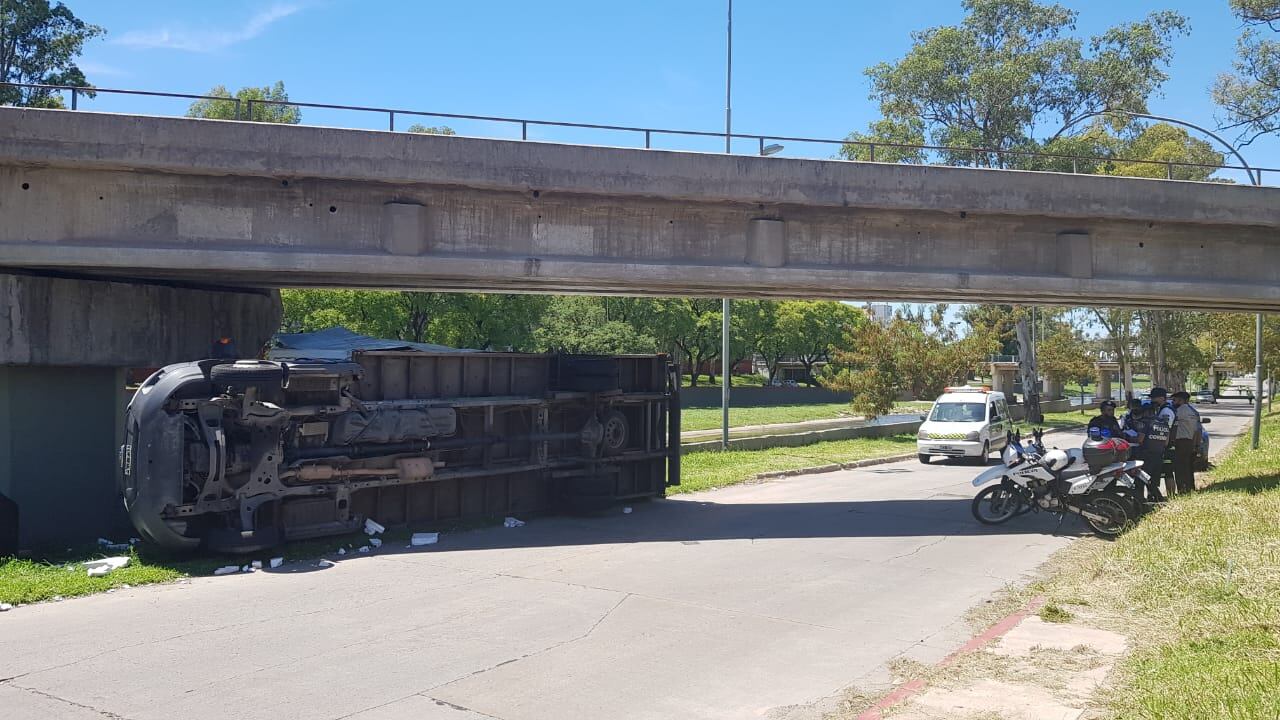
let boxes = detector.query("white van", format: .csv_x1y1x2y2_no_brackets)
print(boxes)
916,386,1011,464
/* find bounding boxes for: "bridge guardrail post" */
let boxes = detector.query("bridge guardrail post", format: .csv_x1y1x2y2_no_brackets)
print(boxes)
389,111,395,131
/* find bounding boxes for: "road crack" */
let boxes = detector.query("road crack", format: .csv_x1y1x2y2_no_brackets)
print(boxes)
10,684,134,719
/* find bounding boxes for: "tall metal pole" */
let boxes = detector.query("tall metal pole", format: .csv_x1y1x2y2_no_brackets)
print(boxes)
721,0,732,450
1254,313,1264,449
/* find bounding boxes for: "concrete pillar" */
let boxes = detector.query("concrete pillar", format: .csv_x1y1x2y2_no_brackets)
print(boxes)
1095,364,1112,402
1043,377,1064,401
0,273,281,549
990,362,1019,397
1209,367,1219,394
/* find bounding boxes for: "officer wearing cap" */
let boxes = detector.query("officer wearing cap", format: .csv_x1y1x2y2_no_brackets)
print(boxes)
1088,400,1122,437
1147,388,1178,496
1121,398,1164,502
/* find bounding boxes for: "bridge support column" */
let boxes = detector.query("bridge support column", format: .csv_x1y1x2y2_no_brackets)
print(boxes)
990,362,1019,398
1208,367,1219,394
1095,365,1112,402
0,273,280,551
1043,378,1064,401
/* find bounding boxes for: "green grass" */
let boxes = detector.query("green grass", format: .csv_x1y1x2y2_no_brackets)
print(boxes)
1023,409,1280,719
1038,603,1075,623
0,517,500,606
674,435,917,495
681,373,770,388
681,402,859,431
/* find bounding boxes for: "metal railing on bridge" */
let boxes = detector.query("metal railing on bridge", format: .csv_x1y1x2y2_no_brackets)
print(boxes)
3,81,1277,187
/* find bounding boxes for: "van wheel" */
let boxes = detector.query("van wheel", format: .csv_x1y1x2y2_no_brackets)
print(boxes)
975,441,990,465
918,454,930,464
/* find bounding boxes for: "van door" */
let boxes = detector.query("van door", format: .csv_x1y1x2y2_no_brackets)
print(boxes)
989,398,1008,447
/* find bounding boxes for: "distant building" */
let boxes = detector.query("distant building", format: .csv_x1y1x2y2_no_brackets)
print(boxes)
865,303,893,327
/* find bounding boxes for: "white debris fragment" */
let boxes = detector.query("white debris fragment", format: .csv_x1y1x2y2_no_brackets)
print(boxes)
337,547,346,556
251,560,263,570
317,559,335,568
213,565,240,576
358,545,370,553
369,538,382,548
410,532,439,546
84,556,130,577
241,565,253,573
623,506,633,514
269,557,284,569
96,537,113,547
121,584,131,589
52,596,63,602
0,602,13,611
364,518,386,536
503,517,526,528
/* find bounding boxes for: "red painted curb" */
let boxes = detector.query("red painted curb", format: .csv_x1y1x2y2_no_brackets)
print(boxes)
854,595,1048,720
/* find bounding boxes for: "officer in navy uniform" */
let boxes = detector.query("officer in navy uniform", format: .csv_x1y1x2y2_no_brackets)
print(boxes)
1147,388,1178,497
1121,398,1164,502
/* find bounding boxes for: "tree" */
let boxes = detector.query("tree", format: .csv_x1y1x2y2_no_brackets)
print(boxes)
842,0,1188,166
774,301,864,385
187,81,300,123
407,123,456,135
1092,308,1139,398
0,0,103,107
1214,0,1280,145
1107,123,1226,181
824,321,901,418
533,296,656,354
429,294,548,351
1037,323,1094,385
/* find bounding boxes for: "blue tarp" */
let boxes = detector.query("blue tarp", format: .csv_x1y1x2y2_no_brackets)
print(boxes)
270,326,469,360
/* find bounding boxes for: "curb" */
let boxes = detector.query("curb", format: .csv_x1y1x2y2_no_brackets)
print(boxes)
748,424,1083,482
855,595,1048,720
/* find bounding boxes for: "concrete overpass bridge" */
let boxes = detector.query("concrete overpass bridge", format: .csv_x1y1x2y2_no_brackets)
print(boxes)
2,107,1279,312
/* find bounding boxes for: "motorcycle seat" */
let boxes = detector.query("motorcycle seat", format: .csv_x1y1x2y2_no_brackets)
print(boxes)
1059,465,1092,480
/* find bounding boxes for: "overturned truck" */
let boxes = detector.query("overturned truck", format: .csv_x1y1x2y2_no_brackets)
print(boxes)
122,352,679,551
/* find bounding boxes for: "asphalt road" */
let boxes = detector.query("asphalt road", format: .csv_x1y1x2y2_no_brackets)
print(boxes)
0,400,1254,720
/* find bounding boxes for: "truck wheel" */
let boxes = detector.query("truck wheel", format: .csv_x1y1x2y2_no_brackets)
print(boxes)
601,410,629,456
918,454,930,464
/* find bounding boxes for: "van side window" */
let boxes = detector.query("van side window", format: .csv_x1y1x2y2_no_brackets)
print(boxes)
989,404,1000,421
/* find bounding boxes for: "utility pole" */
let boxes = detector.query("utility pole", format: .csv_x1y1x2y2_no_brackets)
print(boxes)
721,0,732,450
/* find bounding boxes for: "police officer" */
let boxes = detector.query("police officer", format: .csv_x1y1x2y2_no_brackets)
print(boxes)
1121,398,1164,503
1088,400,1122,437
1147,388,1177,497
1170,391,1200,493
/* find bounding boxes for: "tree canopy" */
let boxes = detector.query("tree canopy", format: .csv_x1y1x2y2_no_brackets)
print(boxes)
842,0,1188,167
187,81,300,123
1214,0,1280,145
0,0,103,107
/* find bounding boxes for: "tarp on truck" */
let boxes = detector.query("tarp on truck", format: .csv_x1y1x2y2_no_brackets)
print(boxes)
270,326,473,361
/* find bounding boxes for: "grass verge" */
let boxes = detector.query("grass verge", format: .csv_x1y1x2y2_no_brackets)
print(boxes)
0,517,499,606
982,409,1280,720
681,402,861,431
674,435,917,495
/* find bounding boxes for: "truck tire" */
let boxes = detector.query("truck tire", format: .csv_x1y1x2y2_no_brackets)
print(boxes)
210,361,285,391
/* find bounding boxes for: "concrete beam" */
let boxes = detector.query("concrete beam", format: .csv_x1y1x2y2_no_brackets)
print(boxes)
0,272,281,366
2,108,1279,310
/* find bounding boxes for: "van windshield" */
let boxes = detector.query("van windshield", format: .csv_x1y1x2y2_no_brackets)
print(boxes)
930,402,985,422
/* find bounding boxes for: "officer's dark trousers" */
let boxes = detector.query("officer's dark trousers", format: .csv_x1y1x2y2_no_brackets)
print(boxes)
1173,438,1196,494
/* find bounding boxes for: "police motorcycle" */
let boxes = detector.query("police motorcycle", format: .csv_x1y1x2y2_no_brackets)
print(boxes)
970,429,1135,538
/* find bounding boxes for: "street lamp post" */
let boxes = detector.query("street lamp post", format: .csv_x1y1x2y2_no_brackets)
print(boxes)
1060,109,1267,449
721,0,733,450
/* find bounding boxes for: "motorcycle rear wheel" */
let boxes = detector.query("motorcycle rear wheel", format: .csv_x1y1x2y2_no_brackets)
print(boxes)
1082,492,1131,538
972,485,1023,525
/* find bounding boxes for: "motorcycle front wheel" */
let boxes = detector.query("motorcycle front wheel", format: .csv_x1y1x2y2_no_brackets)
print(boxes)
972,485,1023,525
1082,492,1131,538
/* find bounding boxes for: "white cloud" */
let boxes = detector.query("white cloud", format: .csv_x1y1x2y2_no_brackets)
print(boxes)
114,4,300,52
77,60,129,77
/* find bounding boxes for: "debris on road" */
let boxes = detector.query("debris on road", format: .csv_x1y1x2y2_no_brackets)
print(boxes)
84,556,130,577
623,506,633,514
96,537,130,552
369,538,382,548
241,565,253,573
337,547,346,556
251,560,263,570
0,602,12,611
504,517,526,528
364,518,386,535
358,545,370,553
410,532,439,546
317,559,335,568
212,565,240,576
269,557,284,569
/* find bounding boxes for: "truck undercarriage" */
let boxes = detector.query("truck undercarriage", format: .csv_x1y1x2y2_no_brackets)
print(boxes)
122,352,678,552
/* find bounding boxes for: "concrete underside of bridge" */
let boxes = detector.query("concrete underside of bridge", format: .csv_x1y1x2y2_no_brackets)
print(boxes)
1,108,1279,311
0,272,280,549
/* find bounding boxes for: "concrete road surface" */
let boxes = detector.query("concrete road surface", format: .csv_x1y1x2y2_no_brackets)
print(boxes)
0,401,1253,720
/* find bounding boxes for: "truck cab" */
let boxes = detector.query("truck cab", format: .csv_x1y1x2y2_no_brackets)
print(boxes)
916,386,1010,465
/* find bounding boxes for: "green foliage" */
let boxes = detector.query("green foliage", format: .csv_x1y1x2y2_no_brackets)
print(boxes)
533,296,655,354
1037,324,1094,383
406,123,456,135
0,0,103,107
1214,0,1280,144
1107,124,1225,181
846,0,1187,165
187,81,300,123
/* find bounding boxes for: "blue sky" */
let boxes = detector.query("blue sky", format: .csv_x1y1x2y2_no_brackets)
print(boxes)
71,0,1280,175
